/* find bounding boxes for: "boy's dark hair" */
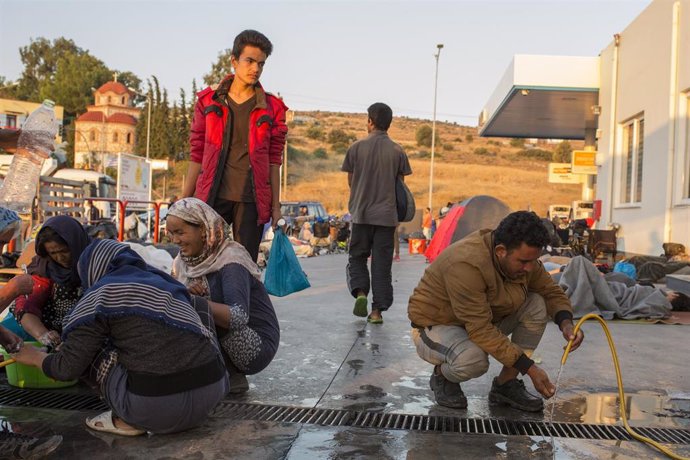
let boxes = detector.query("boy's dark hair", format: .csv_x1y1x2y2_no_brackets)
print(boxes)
232,30,273,58
494,211,550,252
367,103,393,131
36,227,68,257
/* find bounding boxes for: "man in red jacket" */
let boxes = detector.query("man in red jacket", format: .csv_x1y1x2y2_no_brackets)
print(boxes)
183,30,287,261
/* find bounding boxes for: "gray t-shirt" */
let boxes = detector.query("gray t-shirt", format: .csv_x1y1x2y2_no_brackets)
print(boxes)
341,130,412,226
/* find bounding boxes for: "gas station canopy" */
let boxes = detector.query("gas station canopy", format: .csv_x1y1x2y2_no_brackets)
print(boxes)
478,55,600,140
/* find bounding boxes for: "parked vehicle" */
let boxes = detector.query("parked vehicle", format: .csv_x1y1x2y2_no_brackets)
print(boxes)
280,201,328,237
571,200,594,221
52,168,117,218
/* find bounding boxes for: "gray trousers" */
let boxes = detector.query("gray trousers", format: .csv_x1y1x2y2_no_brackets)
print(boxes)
346,223,396,311
411,293,548,383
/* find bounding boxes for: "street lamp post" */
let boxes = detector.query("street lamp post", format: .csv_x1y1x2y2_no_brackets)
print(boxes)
128,87,151,160
428,43,444,212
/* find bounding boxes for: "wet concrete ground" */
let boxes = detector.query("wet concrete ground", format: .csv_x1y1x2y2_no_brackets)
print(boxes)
1,252,689,459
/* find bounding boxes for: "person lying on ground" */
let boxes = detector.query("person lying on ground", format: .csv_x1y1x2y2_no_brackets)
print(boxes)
167,197,279,395
551,255,688,319
408,211,584,412
12,216,90,347
11,239,228,436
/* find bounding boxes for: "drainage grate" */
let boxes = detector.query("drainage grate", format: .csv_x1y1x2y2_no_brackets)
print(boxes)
211,402,690,444
0,387,107,411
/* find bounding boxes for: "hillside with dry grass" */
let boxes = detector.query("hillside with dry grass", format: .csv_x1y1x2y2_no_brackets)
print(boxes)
162,111,583,216
280,112,582,216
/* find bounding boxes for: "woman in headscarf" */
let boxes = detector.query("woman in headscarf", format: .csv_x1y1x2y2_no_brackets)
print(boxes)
13,216,90,347
166,197,279,394
12,238,228,435
0,207,31,352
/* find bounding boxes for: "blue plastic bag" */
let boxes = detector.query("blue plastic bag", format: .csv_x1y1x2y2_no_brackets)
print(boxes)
264,228,311,297
613,261,636,280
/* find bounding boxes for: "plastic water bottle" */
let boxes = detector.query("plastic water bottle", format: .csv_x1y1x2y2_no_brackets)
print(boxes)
0,100,58,213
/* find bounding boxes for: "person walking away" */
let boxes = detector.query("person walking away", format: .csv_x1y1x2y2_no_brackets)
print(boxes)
342,103,412,324
408,211,584,411
182,29,288,262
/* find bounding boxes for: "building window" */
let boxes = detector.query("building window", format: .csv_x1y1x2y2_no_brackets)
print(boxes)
5,115,17,128
90,130,97,142
121,96,125,104
107,96,111,104
113,132,119,142
620,115,644,204
126,133,132,144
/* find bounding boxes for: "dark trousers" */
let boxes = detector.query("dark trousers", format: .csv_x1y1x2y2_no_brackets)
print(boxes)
347,223,396,311
215,199,264,262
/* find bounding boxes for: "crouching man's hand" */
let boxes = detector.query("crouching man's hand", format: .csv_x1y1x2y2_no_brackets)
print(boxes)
559,319,584,352
526,364,555,399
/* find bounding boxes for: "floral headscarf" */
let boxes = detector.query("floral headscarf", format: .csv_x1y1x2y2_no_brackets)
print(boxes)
168,197,261,286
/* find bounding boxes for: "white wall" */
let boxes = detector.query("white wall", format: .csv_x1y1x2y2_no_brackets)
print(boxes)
597,0,689,255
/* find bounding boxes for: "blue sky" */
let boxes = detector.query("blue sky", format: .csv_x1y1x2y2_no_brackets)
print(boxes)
0,0,649,125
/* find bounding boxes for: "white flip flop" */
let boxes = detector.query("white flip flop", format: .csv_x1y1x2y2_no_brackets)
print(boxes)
85,410,146,437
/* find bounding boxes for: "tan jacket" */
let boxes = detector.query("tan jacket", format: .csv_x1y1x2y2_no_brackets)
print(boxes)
408,229,572,369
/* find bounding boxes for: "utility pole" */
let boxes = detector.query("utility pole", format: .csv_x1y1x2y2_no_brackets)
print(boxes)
428,43,444,211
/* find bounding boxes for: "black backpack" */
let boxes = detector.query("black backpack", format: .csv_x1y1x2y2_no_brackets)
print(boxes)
396,178,415,223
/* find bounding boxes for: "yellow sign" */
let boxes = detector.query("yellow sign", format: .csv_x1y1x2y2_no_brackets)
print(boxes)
571,150,597,175
548,163,584,184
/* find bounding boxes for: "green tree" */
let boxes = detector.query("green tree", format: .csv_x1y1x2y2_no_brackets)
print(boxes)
553,140,573,163
13,37,82,101
416,124,439,147
39,52,111,114
204,49,232,86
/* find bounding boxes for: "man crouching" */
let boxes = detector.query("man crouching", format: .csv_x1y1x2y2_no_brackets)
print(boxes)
408,211,584,411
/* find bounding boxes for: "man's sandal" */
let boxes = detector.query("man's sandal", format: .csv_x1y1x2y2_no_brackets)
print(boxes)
85,410,146,436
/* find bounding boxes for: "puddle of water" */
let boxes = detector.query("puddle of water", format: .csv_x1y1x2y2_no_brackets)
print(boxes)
391,375,428,391
550,392,673,426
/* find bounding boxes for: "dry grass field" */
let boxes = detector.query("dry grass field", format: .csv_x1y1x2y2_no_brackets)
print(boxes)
163,111,583,217
281,111,582,216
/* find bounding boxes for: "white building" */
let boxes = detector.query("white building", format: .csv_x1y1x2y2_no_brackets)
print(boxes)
479,0,689,256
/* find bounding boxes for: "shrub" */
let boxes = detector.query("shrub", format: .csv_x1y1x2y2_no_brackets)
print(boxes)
465,134,474,143
442,143,454,151
473,147,496,157
510,138,525,148
416,125,440,147
287,144,309,162
453,137,463,143
327,129,356,145
413,150,430,158
306,125,324,140
331,142,348,155
313,147,328,159
516,148,553,161
553,140,573,163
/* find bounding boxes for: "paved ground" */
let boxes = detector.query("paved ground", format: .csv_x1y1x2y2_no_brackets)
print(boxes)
1,252,689,459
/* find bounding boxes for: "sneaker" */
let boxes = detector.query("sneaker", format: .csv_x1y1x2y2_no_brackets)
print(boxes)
0,431,63,460
353,295,368,317
488,377,544,412
429,366,467,409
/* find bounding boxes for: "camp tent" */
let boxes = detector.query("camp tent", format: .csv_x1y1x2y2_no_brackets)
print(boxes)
425,195,511,262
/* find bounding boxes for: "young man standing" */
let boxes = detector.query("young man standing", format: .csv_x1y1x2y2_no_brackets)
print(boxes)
183,30,287,261
342,103,412,323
